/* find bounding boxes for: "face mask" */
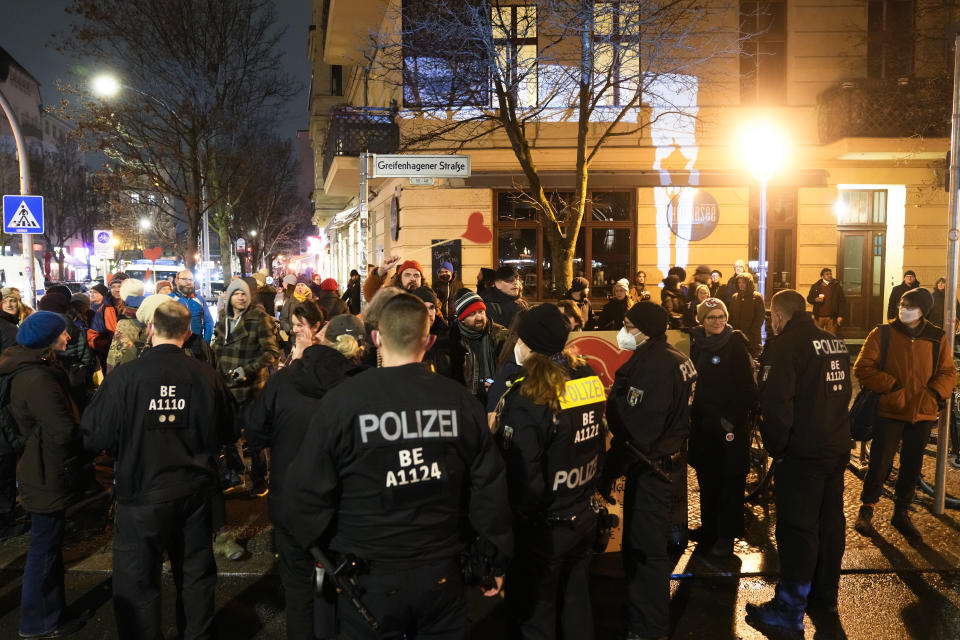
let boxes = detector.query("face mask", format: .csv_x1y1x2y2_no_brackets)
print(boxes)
899,307,921,324
439,274,451,282
617,327,639,351
514,342,526,365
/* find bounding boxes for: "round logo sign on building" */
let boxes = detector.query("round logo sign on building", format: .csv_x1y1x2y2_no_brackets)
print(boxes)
665,189,719,241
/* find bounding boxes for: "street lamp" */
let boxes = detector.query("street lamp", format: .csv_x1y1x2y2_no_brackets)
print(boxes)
90,73,212,296
139,217,151,230
738,120,789,299
0,89,38,306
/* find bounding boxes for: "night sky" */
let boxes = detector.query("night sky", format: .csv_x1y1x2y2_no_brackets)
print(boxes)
0,0,312,141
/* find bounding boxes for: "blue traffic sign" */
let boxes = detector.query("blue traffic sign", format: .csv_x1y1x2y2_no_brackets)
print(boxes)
2,195,44,235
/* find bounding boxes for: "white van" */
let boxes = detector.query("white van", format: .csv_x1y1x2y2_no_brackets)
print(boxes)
123,259,185,294
0,255,46,300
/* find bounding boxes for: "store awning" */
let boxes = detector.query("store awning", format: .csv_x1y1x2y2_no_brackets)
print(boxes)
324,205,361,234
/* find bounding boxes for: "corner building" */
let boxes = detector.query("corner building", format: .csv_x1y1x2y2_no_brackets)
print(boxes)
308,0,954,337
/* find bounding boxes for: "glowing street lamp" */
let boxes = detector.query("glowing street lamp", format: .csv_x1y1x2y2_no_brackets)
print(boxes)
139,218,151,230
737,120,789,299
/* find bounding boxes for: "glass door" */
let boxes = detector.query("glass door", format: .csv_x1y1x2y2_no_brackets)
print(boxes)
838,229,885,336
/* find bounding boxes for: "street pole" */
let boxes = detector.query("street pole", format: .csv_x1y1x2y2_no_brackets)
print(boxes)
757,179,768,301
360,151,369,293
0,88,36,307
935,32,960,515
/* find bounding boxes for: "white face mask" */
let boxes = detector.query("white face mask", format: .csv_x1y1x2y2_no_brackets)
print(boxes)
617,327,639,351
514,341,527,365
899,307,921,324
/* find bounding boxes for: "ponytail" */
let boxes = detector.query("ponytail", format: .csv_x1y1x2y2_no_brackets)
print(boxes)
518,348,585,411
328,333,360,360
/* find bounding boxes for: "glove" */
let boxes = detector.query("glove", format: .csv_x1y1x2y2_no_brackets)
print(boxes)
597,473,617,505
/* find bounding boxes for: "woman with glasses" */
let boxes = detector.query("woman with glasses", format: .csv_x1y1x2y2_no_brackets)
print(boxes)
687,298,756,556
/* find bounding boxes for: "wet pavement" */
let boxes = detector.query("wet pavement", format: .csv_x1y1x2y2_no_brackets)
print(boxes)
0,441,958,639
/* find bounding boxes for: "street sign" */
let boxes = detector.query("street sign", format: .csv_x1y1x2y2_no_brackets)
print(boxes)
236,238,246,252
372,154,471,179
2,195,44,234
93,229,115,258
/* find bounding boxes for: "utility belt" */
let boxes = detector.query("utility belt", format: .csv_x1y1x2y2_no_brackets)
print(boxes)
518,502,594,530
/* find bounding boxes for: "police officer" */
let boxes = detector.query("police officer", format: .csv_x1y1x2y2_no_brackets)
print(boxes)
493,304,605,639
81,301,235,639
282,292,513,639
601,301,696,640
745,289,851,635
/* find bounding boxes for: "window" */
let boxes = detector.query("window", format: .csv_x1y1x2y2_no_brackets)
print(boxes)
748,186,796,298
837,190,886,225
492,5,538,108
593,1,641,107
740,1,787,105
402,1,490,107
495,190,635,300
867,1,913,79
331,65,343,96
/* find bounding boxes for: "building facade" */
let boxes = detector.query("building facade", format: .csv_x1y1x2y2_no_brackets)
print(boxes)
309,0,954,337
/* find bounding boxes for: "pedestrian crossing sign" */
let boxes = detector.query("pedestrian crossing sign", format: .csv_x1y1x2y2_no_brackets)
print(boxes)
2,195,44,235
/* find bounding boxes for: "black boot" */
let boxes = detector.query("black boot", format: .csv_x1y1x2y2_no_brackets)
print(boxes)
891,506,922,542
853,505,873,536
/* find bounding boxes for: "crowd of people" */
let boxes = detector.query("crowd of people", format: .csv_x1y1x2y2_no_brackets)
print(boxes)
0,255,955,639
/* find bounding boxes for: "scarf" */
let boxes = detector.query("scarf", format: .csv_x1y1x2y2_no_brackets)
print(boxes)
459,321,496,393
293,289,310,303
691,324,734,353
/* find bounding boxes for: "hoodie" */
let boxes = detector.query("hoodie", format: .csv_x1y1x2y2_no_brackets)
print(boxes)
245,344,365,521
727,274,765,356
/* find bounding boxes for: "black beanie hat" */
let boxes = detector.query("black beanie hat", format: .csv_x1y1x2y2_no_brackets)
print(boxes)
625,301,669,339
900,287,934,316
517,303,570,356
412,286,438,307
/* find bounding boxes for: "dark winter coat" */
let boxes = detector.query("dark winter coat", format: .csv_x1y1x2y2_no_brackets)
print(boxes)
688,327,756,474
660,278,685,328
245,344,364,522
887,277,920,321
596,296,632,330
806,279,846,320
433,277,464,323
424,317,452,376
447,320,509,402
482,287,530,329
0,346,81,513
727,275,765,357
930,285,959,330
0,309,18,354
211,305,281,404
342,278,362,315
757,315,852,460
316,289,349,320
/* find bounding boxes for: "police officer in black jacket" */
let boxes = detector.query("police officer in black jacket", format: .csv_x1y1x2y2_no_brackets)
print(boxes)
282,293,513,639
746,290,851,636
81,301,235,639
495,304,605,639
246,313,367,639
603,301,697,640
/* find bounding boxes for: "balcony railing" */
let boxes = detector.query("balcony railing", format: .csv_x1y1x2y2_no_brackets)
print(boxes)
321,106,399,179
817,77,950,144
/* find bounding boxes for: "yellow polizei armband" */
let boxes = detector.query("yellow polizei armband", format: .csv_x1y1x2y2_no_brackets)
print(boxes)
558,375,606,410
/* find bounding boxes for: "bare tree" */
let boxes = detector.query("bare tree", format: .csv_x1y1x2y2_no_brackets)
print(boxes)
55,0,298,268
367,0,735,290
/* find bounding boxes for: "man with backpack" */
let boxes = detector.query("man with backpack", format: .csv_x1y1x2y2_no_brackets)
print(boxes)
853,287,956,542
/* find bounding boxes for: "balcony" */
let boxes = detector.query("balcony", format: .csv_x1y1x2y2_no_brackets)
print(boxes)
320,106,399,196
817,77,950,145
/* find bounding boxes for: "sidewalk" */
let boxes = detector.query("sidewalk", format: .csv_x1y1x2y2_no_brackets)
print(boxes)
0,452,958,638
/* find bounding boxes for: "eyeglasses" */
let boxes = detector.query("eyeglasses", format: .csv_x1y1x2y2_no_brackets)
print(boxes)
704,314,726,321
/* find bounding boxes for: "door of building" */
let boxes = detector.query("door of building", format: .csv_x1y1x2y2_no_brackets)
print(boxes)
838,229,886,336
836,189,888,337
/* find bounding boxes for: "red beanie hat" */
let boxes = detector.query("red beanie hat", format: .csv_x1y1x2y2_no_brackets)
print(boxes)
396,260,424,278
320,278,338,291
